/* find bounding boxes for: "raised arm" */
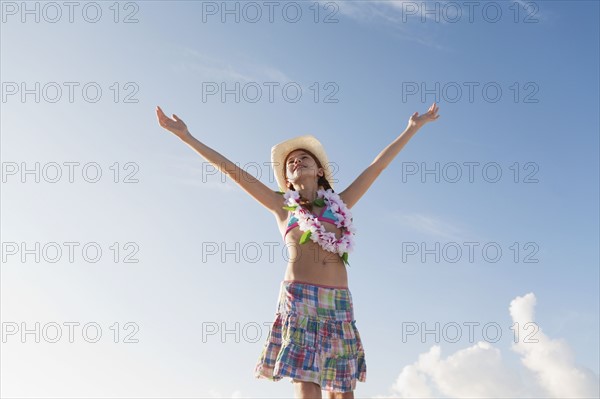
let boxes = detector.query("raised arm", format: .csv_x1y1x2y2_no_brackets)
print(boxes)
156,106,283,214
339,102,440,209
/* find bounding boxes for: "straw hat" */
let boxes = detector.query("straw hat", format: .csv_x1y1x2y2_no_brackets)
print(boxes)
271,135,334,191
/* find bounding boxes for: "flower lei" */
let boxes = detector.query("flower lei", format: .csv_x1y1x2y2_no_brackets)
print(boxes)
281,188,356,266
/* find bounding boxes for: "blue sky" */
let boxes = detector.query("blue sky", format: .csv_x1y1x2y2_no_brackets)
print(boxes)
1,1,599,397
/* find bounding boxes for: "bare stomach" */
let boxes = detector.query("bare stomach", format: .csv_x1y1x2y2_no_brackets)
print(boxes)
282,238,349,288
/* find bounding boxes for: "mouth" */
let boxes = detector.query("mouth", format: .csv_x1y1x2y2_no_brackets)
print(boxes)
294,165,304,171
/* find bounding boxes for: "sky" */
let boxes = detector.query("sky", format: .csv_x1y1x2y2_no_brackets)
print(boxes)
1,0,599,398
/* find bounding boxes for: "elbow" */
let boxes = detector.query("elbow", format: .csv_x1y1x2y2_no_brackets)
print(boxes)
371,162,386,176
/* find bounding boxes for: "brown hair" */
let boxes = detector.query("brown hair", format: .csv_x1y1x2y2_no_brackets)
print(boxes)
283,148,334,211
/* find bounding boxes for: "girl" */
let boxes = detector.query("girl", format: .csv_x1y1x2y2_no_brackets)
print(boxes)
156,103,440,398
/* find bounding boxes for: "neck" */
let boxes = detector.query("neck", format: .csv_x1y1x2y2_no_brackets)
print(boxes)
290,181,320,202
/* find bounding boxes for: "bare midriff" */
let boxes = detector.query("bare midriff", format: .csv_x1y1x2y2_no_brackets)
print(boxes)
275,205,349,288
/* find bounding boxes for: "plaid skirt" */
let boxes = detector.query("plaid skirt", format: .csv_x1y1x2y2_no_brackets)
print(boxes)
254,280,367,392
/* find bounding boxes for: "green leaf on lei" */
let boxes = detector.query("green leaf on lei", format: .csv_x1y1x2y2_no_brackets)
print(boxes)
299,230,312,244
341,252,350,266
313,198,325,207
283,205,297,211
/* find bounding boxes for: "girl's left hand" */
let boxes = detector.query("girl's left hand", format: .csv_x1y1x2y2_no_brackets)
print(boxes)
409,102,441,128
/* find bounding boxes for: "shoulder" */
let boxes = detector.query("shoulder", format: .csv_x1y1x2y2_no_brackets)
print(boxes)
331,190,350,208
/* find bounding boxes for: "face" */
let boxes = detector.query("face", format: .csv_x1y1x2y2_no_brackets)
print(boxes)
285,150,324,186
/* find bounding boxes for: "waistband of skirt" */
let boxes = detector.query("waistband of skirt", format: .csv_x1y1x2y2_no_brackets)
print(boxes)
278,280,354,319
282,279,349,290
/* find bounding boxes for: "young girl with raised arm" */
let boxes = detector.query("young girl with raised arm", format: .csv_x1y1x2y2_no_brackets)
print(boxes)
156,103,441,399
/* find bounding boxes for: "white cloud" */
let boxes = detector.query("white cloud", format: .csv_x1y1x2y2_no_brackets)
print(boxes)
385,343,528,398
378,293,600,398
390,363,435,398
510,293,600,398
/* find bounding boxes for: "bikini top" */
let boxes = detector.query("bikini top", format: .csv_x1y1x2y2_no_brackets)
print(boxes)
284,204,340,238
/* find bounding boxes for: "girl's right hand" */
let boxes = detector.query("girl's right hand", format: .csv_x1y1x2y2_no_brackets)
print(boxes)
156,105,191,140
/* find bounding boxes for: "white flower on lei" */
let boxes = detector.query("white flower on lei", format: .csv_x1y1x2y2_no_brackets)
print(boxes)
282,188,356,265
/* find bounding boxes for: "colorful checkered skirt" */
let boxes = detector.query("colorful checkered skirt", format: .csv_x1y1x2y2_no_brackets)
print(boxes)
254,280,367,392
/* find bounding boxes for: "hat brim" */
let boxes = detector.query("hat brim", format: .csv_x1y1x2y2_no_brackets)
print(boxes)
271,135,334,191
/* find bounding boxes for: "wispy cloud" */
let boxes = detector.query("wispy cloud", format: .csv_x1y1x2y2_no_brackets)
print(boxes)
376,0,453,22
333,0,548,24
376,293,600,398
173,176,237,192
171,45,293,83
511,0,551,22
317,0,549,50
316,0,452,51
391,211,472,242
159,153,239,192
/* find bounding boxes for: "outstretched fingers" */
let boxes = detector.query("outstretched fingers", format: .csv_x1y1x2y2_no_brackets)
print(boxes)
156,105,173,126
156,109,170,128
428,102,440,118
